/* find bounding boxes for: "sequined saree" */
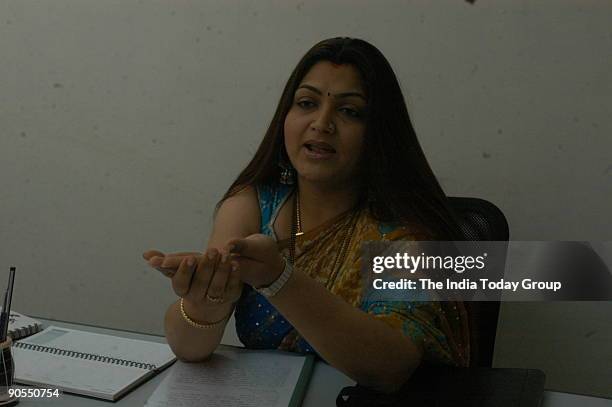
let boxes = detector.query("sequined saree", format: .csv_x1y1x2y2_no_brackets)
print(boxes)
234,183,470,366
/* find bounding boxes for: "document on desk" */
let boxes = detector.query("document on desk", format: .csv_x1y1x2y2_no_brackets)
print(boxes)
145,345,315,407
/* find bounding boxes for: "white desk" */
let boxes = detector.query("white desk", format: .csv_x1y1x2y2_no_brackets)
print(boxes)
13,319,612,406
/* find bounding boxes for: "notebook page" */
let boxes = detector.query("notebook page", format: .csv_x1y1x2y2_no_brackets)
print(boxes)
145,348,306,407
13,346,146,398
20,326,175,368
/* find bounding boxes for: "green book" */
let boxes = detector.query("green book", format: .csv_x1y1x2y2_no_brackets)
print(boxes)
146,344,316,407
289,350,315,407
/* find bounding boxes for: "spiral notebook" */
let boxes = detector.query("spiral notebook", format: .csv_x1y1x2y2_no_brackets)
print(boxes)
0,309,43,340
12,326,176,400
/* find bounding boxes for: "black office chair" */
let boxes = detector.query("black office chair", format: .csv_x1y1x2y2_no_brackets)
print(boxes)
448,197,509,242
336,198,515,405
447,197,509,368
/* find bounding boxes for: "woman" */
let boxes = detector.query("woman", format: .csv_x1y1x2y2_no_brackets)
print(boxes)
143,37,470,393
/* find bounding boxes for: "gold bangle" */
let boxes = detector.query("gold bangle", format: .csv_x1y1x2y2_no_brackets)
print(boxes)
179,298,228,329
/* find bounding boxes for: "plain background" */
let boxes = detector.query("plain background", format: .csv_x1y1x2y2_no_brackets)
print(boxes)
1,0,611,398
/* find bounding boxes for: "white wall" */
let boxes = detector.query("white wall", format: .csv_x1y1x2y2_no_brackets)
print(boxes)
1,0,611,398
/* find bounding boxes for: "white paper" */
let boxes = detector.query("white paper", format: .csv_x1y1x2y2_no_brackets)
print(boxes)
145,347,307,407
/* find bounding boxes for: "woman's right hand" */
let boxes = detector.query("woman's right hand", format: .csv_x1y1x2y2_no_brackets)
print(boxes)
143,248,243,323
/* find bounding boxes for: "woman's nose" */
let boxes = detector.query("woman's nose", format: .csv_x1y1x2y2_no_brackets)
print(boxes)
310,106,335,134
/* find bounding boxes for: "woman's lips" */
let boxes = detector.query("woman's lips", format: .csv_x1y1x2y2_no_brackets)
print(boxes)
303,144,336,159
304,140,336,152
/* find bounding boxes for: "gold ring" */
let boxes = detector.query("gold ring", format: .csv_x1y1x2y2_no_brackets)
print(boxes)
205,294,225,304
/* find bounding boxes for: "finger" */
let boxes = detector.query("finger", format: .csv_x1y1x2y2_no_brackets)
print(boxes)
154,266,181,277
165,251,202,258
225,266,243,302
143,250,165,261
220,246,241,263
144,255,179,277
206,256,232,300
231,256,261,284
226,238,248,255
149,253,199,277
161,256,186,269
146,256,178,276
172,256,197,297
225,235,268,260
157,266,176,278
189,249,219,301
160,252,202,268
148,256,164,267
220,246,231,263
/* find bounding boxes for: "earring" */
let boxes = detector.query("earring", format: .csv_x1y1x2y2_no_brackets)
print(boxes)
278,158,295,185
280,167,295,185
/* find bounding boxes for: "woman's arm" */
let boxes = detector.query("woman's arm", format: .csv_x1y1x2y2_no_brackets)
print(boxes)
269,269,423,393
227,236,423,394
163,186,260,361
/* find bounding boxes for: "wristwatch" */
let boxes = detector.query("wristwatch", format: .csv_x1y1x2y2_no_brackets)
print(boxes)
255,257,293,298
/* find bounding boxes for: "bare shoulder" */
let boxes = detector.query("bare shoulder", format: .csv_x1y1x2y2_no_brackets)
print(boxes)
207,185,261,249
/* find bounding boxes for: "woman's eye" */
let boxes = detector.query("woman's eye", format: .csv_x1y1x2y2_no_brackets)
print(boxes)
297,100,316,109
340,107,362,118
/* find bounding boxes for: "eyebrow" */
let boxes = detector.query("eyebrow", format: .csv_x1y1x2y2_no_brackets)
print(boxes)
297,84,367,101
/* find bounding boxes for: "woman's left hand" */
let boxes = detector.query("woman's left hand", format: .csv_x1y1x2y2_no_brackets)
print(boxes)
225,234,286,288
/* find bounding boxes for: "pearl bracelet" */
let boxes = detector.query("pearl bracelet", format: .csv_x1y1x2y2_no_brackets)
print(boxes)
179,298,229,329
255,257,293,298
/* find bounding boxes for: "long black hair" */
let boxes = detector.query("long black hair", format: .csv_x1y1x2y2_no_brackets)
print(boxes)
219,37,462,240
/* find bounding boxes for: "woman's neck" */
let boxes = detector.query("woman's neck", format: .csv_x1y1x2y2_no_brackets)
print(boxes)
296,178,360,232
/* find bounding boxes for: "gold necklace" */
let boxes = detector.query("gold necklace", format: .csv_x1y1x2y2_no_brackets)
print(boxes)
295,190,304,237
290,188,358,288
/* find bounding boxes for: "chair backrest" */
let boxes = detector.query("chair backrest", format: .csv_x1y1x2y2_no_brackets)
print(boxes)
448,197,509,241
447,197,509,368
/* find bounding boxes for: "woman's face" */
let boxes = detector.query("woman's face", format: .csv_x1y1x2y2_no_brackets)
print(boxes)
284,61,367,188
